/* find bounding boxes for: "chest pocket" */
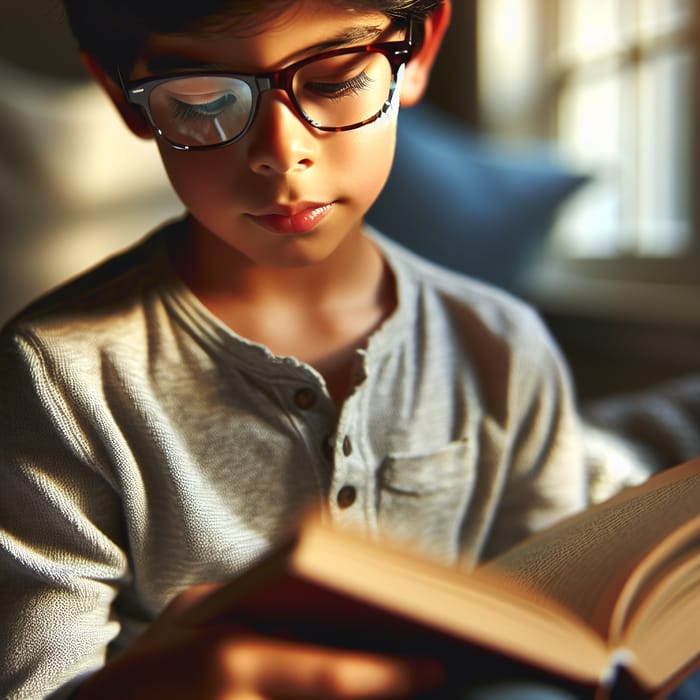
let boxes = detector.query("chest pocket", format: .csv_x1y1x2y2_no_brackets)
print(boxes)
377,438,474,563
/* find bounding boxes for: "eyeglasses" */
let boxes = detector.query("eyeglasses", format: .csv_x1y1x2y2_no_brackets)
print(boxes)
123,20,418,151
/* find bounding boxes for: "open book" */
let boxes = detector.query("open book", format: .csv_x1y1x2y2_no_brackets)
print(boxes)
189,457,700,700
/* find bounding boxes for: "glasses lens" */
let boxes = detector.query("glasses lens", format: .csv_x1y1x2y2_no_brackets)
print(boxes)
293,50,394,129
148,76,253,147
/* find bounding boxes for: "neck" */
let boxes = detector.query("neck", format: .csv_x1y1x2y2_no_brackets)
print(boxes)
169,217,397,344
173,217,379,308
169,217,396,405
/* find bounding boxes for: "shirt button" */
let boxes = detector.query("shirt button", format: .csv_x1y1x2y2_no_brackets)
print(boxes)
342,436,353,456
336,485,357,509
322,435,334,460
294,388,316,410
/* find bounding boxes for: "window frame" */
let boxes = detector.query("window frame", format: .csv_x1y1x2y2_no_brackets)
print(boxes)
475,0,700,322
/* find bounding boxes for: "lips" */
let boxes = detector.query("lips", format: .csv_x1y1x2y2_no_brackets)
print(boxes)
247,203,333,235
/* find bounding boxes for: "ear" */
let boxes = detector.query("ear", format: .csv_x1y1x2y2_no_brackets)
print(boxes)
400,0,452,107
80,52,154,140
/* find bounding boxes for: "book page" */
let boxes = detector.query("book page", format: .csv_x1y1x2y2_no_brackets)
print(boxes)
619,524,700,690
610,515,700,639
482,458,700,639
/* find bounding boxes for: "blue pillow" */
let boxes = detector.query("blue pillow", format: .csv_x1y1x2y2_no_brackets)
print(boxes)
367,104,588,290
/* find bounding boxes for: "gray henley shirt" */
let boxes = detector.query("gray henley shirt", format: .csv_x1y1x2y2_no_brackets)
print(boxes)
0,221,587,698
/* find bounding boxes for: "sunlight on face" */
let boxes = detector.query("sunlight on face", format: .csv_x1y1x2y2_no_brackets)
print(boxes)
139,0,402,268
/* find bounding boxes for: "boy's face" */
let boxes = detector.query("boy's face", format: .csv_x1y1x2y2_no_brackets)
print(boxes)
95,0,448,268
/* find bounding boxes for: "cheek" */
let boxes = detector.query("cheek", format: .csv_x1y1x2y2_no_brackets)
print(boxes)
333,118,398,205
156,145,234,213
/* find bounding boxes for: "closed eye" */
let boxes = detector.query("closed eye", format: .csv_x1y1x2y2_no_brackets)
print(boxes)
171,92,238,120
305,71,375,101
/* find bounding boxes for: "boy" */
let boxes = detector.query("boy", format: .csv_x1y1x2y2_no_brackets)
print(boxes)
0,1,588,697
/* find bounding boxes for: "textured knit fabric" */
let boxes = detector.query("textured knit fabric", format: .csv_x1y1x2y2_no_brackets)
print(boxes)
584,375,700,471
0,220,587,699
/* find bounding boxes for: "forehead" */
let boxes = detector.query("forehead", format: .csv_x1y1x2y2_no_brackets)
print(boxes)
137,0,390,75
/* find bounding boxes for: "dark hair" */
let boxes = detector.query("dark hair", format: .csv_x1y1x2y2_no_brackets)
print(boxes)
61,0,443,78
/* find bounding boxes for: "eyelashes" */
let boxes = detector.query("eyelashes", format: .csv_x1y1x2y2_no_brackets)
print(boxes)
305,71,375,101
170,92,238,121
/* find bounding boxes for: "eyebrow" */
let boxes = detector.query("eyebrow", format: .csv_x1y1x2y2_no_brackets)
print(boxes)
144,23,389,75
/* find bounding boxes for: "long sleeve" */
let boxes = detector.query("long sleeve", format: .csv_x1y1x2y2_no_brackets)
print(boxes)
0,331,129,699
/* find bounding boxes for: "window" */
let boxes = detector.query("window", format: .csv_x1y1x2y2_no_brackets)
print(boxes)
477,0,700,315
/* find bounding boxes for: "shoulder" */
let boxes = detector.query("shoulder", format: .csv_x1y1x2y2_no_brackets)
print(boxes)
371,229,550,343
2,223,178,340
0,222,184,384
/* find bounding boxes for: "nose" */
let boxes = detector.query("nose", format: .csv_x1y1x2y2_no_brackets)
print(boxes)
246,90,317,176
